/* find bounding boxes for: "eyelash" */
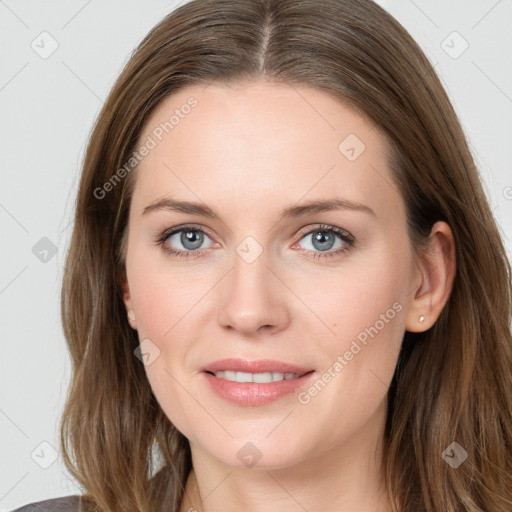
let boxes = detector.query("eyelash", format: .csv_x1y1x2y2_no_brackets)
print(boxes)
155,223,355,260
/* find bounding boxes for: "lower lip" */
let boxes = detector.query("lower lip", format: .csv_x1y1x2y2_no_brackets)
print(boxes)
201,371,315,406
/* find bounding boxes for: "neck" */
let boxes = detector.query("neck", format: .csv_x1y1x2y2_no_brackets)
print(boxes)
179,399,392,512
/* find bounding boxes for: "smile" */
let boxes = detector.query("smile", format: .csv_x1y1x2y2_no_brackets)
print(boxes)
207,370,307,383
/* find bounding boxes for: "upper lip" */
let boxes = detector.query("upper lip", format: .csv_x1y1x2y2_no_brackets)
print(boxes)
200,358,314,375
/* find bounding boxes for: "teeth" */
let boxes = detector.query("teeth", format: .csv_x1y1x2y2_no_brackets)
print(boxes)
213,371,303,383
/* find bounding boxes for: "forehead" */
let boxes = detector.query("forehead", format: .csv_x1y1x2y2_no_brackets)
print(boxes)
131,80,399,221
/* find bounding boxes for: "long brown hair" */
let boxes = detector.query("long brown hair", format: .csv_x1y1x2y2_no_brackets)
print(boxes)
59,0,512,510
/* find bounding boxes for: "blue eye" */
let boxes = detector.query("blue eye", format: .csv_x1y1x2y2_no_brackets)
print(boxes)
156,224,216,259
156,223,355,260
293,225,354,259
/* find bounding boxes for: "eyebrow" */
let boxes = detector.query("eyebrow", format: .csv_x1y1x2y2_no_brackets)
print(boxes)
142,197,376,219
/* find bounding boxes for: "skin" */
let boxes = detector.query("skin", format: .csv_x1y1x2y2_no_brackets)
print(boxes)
121,79,455,512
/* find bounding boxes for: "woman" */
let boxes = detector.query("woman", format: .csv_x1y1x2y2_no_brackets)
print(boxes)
13,0,512,510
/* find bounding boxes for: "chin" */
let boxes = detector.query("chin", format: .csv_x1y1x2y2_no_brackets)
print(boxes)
198,435,310,471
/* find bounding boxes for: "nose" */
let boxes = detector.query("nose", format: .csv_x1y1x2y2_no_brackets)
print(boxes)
216,249,290,336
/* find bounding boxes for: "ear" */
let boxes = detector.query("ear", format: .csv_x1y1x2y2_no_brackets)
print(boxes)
120,268,137,330
405,221,456,332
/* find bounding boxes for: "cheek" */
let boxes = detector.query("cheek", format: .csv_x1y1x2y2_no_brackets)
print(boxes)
129,257,207,341
308,248,409,397
314,255,407,345
128,264,206,436
290,272,406,454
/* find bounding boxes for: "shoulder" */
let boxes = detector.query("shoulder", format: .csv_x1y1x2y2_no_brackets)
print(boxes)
11,495,85,512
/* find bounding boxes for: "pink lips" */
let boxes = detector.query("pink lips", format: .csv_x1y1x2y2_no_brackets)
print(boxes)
200,358,315,407
200,358,313,375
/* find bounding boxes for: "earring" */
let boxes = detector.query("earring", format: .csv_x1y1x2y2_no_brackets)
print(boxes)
419,315,425,323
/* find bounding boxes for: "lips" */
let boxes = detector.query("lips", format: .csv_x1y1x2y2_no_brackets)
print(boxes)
200,359,316,406
200,358,314,375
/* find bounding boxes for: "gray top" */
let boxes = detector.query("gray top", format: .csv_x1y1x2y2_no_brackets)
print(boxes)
11,495,83,512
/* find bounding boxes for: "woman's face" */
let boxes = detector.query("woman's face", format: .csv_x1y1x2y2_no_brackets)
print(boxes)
122,80,422,469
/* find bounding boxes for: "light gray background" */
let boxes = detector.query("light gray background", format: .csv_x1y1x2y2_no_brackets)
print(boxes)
1,0,511,509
